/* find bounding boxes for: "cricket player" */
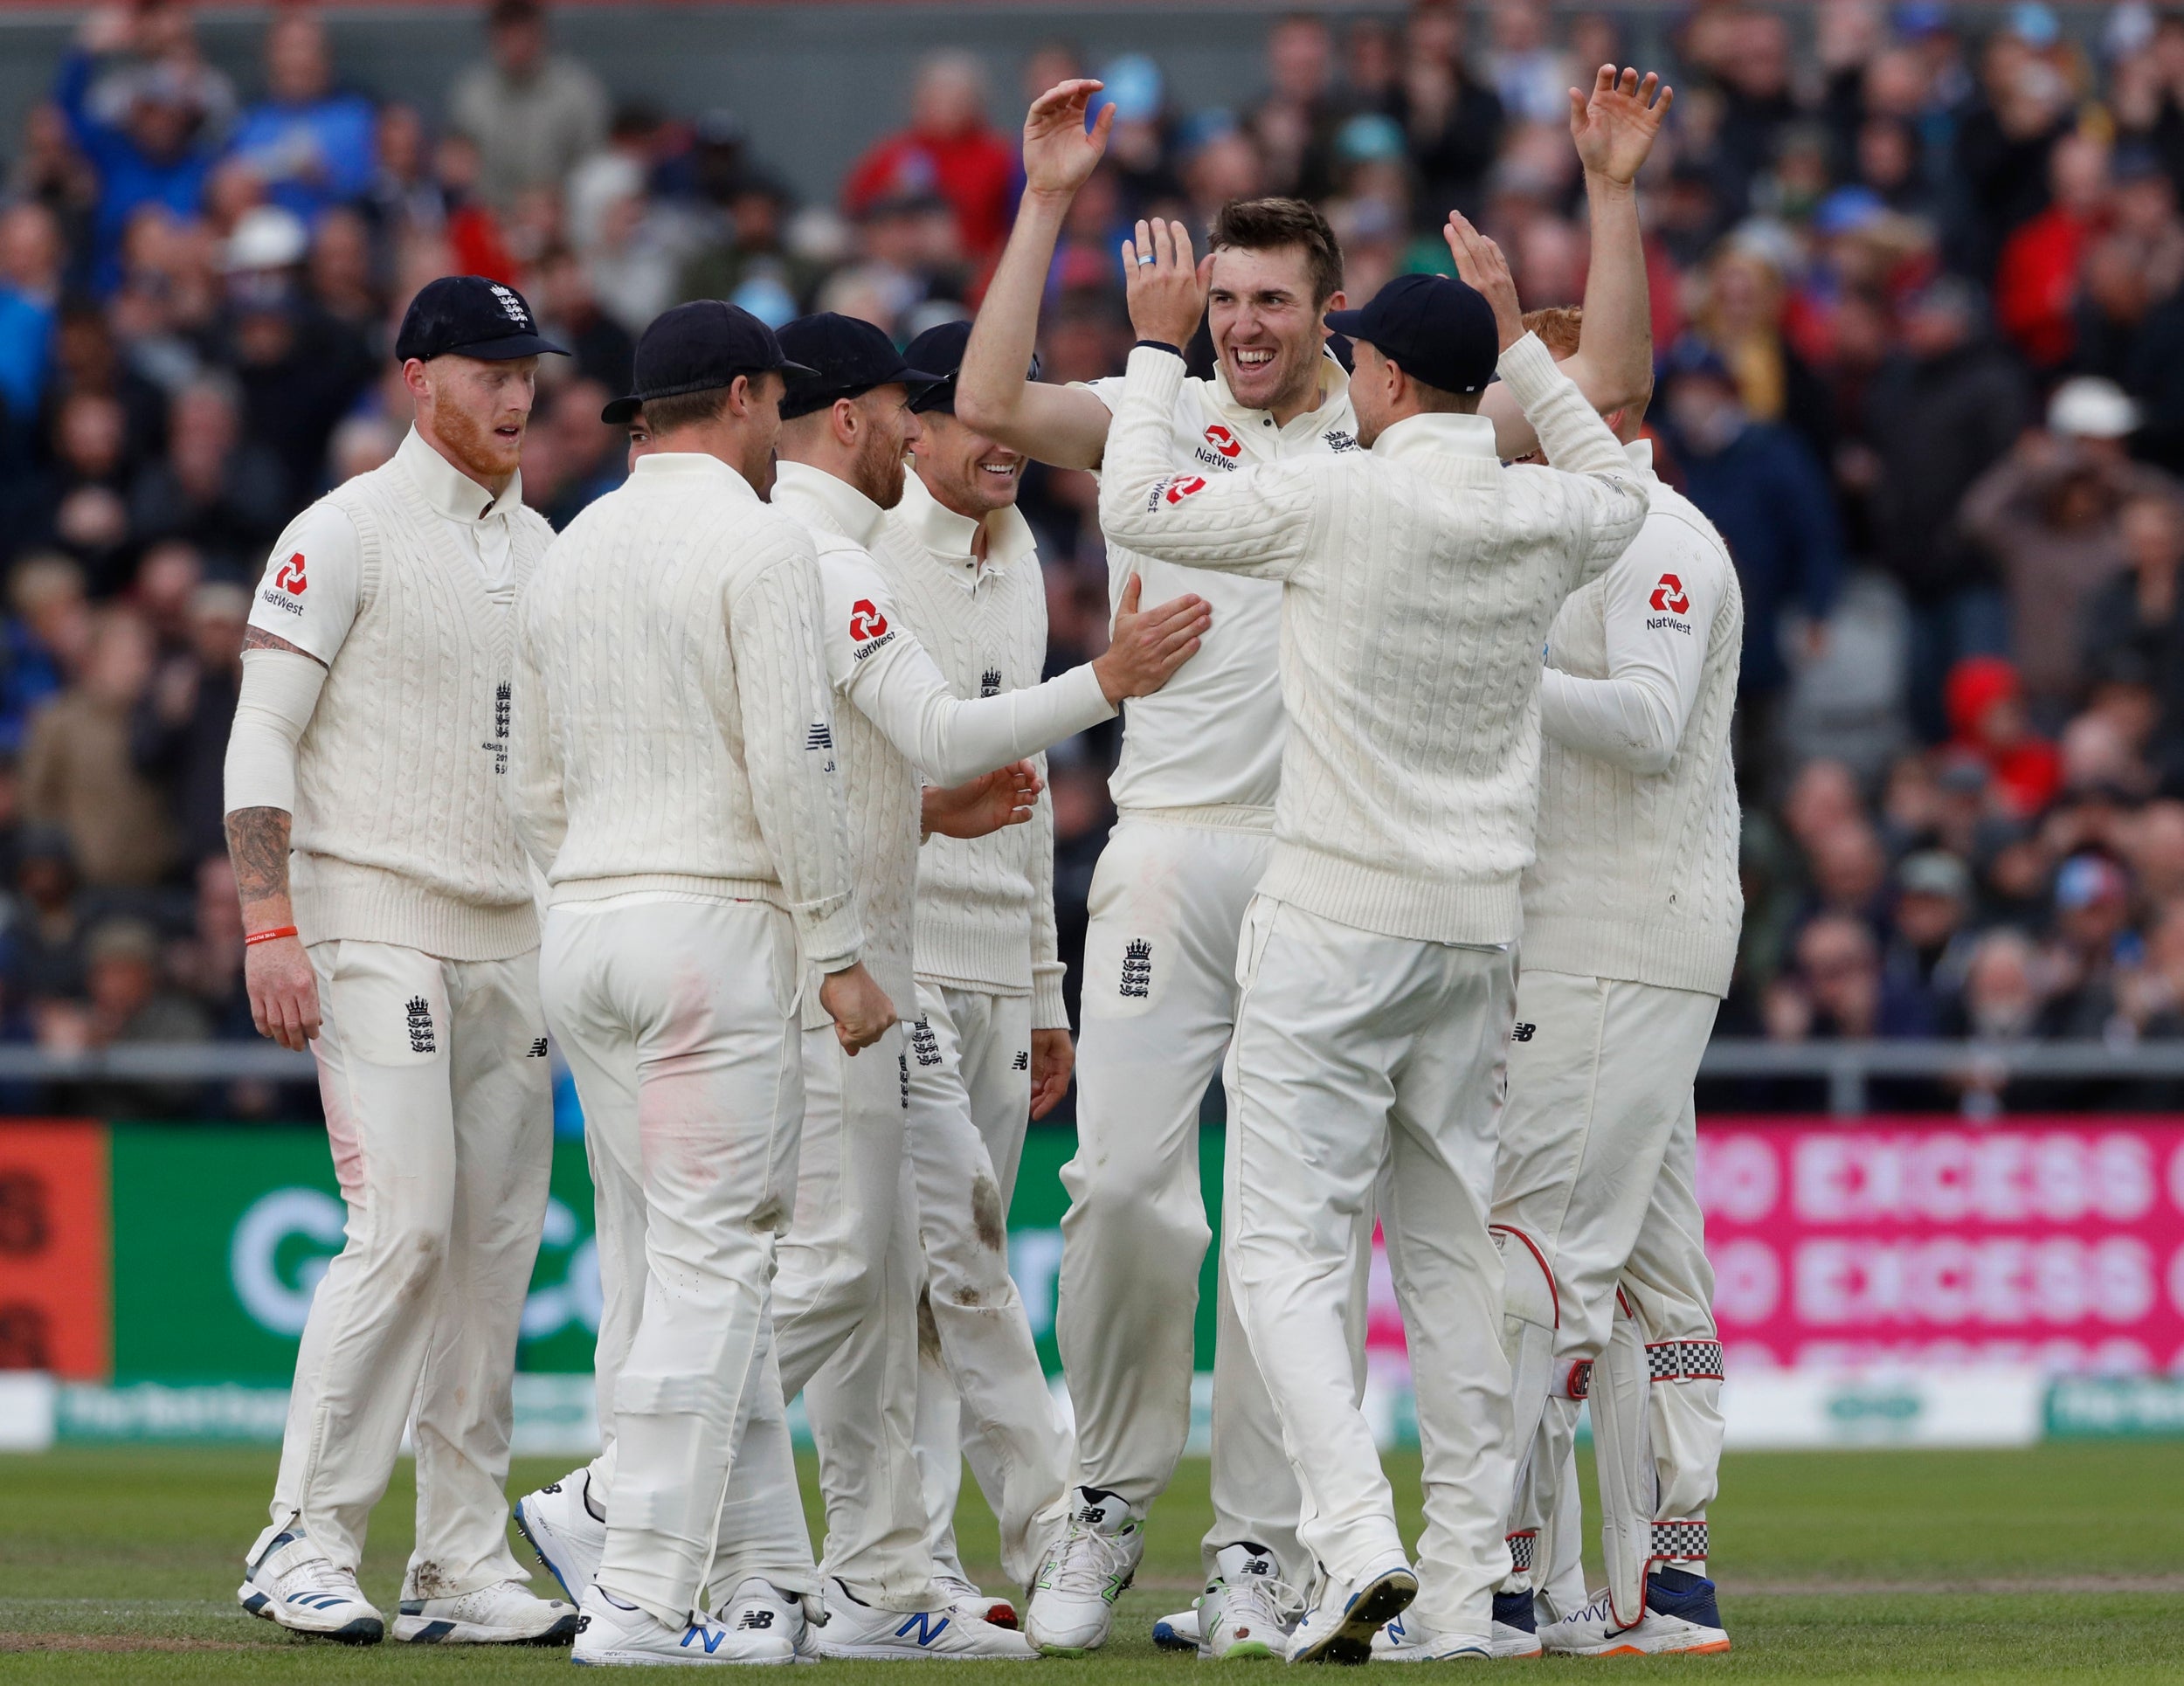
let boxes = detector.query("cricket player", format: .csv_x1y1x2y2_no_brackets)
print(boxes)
504,300,895,1667
1099,215,1648,1663
958,69,1668,1658
509,312,1208,1657
1478,310,1743,1661
224,276,577,1647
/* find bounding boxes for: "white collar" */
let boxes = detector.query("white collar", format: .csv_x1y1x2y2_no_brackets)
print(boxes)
895,466,1038,578
772,460,887,548
397,427,522,524
629,450,763,501
1371,410,1503,466
1205,350,1351,440
1622,436,1660,486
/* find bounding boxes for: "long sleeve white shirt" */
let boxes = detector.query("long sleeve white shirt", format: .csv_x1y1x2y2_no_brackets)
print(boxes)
1097,335,1648,946
772,460,1115,1022
506,451,862,971
1523,440,1745,996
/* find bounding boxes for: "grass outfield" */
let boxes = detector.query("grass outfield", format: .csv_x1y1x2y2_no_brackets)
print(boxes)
3,1443,2184,1681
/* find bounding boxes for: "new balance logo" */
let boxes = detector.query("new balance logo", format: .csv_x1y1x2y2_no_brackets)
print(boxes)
1013,1049,1029,1071
528,1037,549,1059
681,1625,733,1654
1511,1022,1536,1043
980,668,1002,698
894,1611,951,1647
1121,938,1152,998
805,722,833,750
736,1609,775,1630
405,997,436,1054
910,1018,942,1068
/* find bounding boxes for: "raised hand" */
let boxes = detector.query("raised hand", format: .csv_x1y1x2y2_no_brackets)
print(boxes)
1024,79,1116,199
1443,211,1524,351
1120,218,1213,349
1568,65,1674,188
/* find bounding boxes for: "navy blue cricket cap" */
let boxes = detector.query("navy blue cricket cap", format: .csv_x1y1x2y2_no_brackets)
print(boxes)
902,319,1039,416
601,299,816,425
395,275,567,364
777,313,945,421
1324,273,1499,397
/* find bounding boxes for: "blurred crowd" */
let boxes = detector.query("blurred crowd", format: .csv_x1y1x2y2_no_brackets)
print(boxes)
7,0,2184,1116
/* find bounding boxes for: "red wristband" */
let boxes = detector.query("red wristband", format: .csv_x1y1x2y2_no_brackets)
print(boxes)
245,925,300,947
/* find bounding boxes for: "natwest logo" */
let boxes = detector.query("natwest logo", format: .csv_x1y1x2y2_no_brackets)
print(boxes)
273,553,308,595
1165,476,1207,504
848,599,888,641
1649,573,1690,615
1203,423,1242,460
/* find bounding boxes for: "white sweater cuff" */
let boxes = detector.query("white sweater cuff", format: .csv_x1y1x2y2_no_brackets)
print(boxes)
1124,342,1190,404
1493,332,1559,407
1032,964,1068,1030
799,899,866,976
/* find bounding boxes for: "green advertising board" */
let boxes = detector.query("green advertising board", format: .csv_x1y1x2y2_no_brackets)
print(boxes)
105,1122,1225,1386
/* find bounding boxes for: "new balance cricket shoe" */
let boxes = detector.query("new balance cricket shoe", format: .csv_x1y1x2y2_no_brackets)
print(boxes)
392,1578,579,1644
571,1584,795,1666
514,1468,606,1605
815,1578,1035,1659
1537,1571,1731,1657
1287,1552,1417,1666
1151,1603,1200,1652
237,1528,384,1643
1024,1486,1144,1655
715,1578,822,1663
1199,1542,1303,1660
1370,1594,1539,1663
936,1573,1019,1631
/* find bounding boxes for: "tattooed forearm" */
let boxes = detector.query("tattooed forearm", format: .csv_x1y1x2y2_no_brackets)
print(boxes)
226,806,294,909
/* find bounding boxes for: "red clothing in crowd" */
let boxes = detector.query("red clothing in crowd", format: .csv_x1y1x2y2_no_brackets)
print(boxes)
1995,204,2095,370
1946,655,2063,817
842,124,1015,261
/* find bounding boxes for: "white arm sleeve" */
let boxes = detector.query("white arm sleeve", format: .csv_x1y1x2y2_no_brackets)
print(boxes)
223,647,328,815
824,549,1116,784
1538,518,1724,777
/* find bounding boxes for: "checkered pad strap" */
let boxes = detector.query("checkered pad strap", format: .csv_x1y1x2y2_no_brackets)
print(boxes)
1646,1340,1724,1382
1651,1519,1708,1562
1505,1531,1537,1573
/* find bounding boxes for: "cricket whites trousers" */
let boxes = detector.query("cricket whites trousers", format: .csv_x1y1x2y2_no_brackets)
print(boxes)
1225,895,1517,1641
871,978,1071,1588
1056,811,1324,1586
540,896,811,1627
252,937,552,1599
1491,969,1725,1627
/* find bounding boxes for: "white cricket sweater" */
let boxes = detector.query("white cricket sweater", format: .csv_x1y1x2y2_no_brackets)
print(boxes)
873,470,1066,1024
1524,440,1745,997
1098,336,1648,946
272,442,551,960
773,462,1114,1026
1079,355,1358,822
505,451,862,970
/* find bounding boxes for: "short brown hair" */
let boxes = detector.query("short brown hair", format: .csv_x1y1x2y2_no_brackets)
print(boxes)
1522,305,1583,360
1207,197,1344,306
639,386,734,433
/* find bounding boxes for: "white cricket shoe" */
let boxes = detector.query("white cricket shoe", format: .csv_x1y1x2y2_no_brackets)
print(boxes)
1023,1486,1144,1655
1537,1572,1731,1657
237,1527,384,1643
1287,1551,1416,1666
514,1468,606,1604
715,1577,822,1663
572,1583,795,1666
393,1576,580,1644
1199,1542,1303,1660
1151,1602,1200,1651
935,1573,1019,1631
1367,1609,1502,1662
815,1578,1036,1659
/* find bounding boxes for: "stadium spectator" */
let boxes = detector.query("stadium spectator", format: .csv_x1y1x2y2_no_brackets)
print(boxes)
129,579,243,868
128,375,289,577
843,52,1017,265
225,11,376,225
447,0,610,212
20,605,174,888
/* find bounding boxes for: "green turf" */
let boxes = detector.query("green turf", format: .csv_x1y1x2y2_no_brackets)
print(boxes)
3,1443,2184,1680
